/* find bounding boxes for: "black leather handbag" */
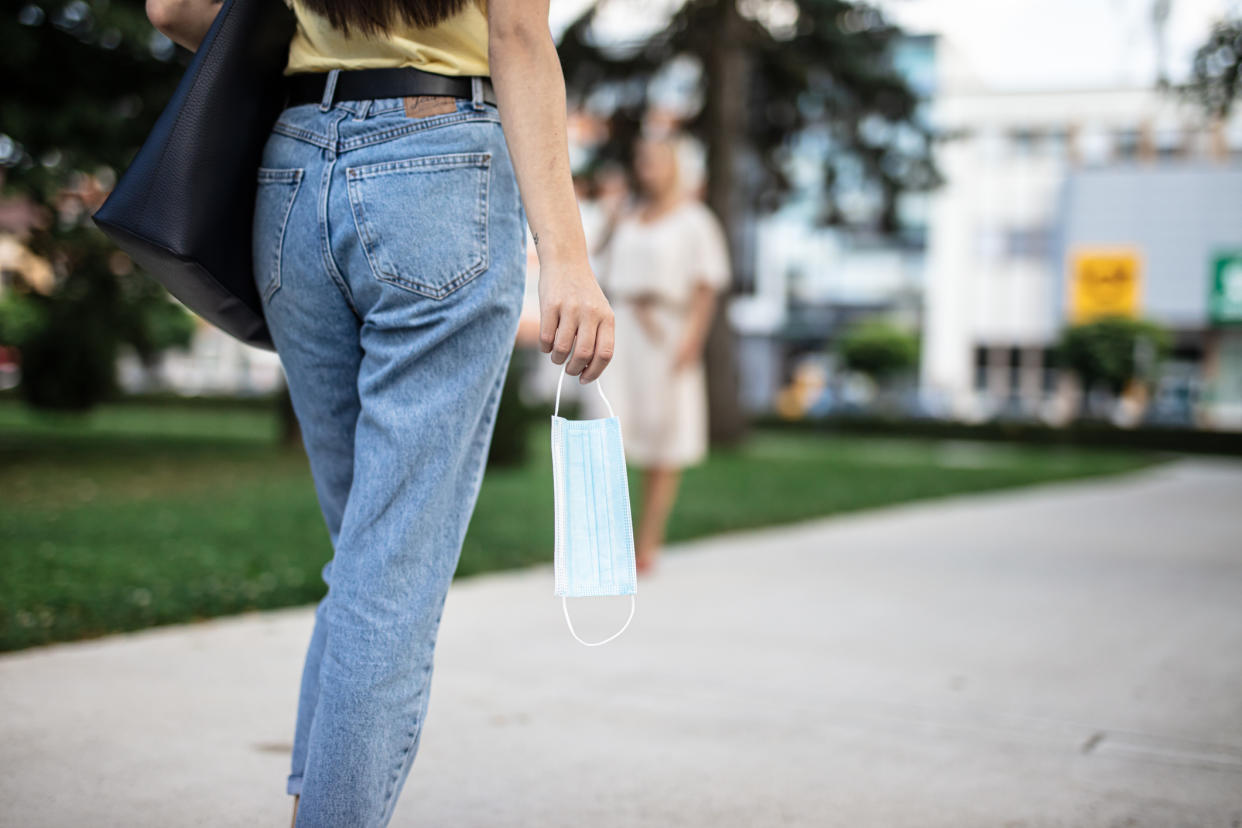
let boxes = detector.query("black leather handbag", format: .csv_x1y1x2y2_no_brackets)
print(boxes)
90,0,296,352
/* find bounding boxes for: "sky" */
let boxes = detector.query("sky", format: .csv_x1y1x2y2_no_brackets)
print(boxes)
874,0,1237,90
549,0,1239,92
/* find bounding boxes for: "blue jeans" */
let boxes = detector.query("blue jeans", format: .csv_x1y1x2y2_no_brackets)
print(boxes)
251,73,526,826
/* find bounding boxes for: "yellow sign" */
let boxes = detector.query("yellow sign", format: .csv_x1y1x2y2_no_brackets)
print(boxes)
1068,248,1141,323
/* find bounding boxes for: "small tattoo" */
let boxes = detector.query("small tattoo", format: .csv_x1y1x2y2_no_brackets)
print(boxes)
532,231,540,247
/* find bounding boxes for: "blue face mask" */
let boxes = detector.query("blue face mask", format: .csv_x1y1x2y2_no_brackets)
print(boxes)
550,368,637,646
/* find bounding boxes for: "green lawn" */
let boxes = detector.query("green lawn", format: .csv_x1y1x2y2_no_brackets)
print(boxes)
0,400,1164,651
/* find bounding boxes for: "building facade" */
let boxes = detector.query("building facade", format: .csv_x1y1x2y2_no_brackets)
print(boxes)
921,82,1242,426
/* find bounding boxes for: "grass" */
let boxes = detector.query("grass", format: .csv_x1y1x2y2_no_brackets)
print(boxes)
0,400,1164,651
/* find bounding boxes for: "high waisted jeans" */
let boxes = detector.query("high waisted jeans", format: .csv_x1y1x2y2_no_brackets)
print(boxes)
251,73,526,826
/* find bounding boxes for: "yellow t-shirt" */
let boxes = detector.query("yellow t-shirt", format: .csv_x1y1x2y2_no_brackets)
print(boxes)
282,0,489,77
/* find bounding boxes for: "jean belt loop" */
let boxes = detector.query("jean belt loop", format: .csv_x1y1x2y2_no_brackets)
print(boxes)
354,99,371,120
319,68,341,112
470,75,485,111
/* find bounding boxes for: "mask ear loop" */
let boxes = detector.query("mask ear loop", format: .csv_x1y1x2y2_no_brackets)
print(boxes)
553,367,630,646
562,594,636,647
554,367,614,418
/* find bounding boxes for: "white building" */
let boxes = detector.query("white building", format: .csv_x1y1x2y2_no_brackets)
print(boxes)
920,75,1242,425
728,26,1242,427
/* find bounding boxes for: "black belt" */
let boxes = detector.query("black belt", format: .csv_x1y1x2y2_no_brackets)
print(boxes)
284,66,497,108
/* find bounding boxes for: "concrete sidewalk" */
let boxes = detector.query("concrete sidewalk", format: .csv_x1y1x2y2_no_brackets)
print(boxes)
2,460,1241,827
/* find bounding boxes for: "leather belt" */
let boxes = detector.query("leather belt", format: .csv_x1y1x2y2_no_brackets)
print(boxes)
284,66,498,108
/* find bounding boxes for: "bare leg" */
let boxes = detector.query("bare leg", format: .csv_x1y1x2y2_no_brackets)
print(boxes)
290,794,299,828
636,465,681,572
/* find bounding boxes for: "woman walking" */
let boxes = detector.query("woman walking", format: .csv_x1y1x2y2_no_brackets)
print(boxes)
593,133,732,573
147,0,615,825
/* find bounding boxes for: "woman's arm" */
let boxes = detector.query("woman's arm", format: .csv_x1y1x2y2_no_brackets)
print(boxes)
673,206,730,372
672,284,717,373
489,0,614,384
145,0,222,52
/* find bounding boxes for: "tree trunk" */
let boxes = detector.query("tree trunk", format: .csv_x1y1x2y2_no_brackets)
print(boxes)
701,0,749,447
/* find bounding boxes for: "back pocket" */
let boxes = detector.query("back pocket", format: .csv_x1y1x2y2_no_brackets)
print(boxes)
253,167,304,302
345,151,491,299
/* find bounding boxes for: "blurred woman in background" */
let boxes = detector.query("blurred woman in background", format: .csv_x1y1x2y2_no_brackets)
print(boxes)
592,132,732,573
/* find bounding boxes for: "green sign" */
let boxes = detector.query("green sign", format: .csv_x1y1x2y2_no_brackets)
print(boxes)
1210,252,1242,326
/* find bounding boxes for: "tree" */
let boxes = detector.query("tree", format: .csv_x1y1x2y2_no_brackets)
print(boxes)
1183,15,1241,118
556,0,938,444
1055,317,1172,398
3,0,195,409
15,221,194,408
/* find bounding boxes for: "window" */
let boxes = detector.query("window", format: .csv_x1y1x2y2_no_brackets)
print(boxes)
1007,128,1042,157
1003,226,1053,261
973,346,989,391
1114,129,1141,161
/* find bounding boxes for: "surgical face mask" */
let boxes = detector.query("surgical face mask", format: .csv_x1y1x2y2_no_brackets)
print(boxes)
550,368,637,646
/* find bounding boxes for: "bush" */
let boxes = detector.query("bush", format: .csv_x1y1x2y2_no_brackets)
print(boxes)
838,320,920,381
0,292,47,348
1056,316,1172,394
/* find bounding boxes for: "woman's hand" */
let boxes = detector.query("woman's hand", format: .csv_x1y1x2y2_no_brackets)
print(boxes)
671,332,706,374
538,260,615,384
631,297,665,345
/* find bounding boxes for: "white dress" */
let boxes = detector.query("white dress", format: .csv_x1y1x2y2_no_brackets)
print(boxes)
588,199,731,469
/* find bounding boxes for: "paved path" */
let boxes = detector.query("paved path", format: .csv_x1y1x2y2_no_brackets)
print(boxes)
3,460,1241,827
